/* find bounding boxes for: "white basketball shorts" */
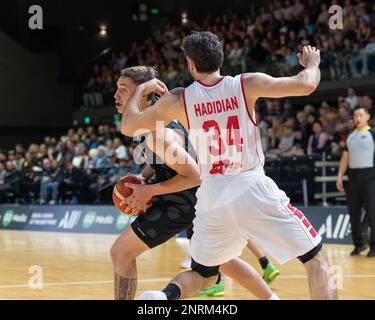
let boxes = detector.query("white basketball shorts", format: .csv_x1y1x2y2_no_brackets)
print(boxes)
190,166,322,266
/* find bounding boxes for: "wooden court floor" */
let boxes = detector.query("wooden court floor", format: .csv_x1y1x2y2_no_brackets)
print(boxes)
0,230,374,300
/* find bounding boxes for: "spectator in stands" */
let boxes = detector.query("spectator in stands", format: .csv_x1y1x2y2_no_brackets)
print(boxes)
52,142,67,164
39,159,63,204
20,163,39,204
60,161,83,204
278,125,295,155
265,127,280,159
361,35,375,73
5,161,18,179
86,132,98,149
0,162,9,203
284,47,299,73
279,100,295,123
271,116,285,142
93,152,120,203
325,110,338,135
114,138,128,160
90,146,108,170
65,140,75,161
349,42,367,78
0,162,6,182
13,151,24,171
307,121,331,155
99,124,112,142
117,51,128,70
163,65,179,87
345,87,359,109
123,158,142,175
319,101,331,126
304,103,317,115
296,111,311,152
15,143,24,155
338,101,351,123
2,161,20,202
72,143,89,169
289,129,306,156
348,118,356,132
228,41,244,74
337,38,353,79
0,150,7,163
331,122,348,157
35,144,48,165
7,150,17,168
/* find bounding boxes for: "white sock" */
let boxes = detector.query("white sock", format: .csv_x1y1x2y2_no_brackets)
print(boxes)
268,293,280,300
137,290,168,300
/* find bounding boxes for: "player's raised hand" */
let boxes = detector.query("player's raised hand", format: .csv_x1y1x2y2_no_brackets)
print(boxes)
297,45,320,69
139,78,168,97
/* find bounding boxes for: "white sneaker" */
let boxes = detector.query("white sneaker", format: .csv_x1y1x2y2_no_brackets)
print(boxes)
137,290,167,300
180,257,191,269
175,237,190,252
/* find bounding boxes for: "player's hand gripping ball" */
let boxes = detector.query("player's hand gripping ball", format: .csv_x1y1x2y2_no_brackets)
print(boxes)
112,175,152,215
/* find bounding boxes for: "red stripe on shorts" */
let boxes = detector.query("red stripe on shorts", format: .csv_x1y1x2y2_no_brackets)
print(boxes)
309,228,318,238
302,218,311,228
294,210,303,219
287,203,297,213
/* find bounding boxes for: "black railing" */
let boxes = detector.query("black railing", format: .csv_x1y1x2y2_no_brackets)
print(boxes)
1,154,347,206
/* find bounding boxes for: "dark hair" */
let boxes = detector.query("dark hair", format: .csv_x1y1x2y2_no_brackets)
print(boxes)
313,120,322,126
120,66,158,85
353,105,370,114
181,31,224,73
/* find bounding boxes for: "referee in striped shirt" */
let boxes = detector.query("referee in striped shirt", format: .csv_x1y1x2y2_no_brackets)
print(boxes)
337,106,375,257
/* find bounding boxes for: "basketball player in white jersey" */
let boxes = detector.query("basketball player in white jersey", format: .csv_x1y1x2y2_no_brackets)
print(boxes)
121,31,338,300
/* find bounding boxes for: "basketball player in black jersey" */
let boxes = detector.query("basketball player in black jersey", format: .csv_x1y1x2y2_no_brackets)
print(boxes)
110,66,279,300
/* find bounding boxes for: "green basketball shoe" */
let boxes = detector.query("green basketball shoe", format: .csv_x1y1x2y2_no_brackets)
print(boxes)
196,280,225,297
262,263,280,284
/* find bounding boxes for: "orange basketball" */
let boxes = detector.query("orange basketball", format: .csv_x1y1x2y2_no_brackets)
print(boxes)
112,175,152,215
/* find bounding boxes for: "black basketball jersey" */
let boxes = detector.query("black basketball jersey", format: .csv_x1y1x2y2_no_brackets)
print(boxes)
142,120,196,184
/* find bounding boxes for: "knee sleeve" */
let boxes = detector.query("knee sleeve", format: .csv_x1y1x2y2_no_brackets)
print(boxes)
191,258,220,278
298,241,323,264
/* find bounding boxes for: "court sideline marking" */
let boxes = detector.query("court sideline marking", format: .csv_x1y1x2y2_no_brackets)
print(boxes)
0,274,375,289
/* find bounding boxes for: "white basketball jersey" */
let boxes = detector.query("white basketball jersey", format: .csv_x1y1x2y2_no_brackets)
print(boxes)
183,75,265,180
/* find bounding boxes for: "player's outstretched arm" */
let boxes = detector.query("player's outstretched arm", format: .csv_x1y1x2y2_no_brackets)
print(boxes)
121,80,185,137
243,45,321,100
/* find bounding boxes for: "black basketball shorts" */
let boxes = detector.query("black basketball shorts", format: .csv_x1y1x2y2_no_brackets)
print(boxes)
131,188,197,248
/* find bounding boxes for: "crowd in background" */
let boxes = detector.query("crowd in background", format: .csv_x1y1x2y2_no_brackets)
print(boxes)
0,125,142,205
257,87,375,160
1,86,374,205
80,0,375,110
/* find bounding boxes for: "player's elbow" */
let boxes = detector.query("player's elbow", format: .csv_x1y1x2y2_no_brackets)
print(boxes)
189,170,201,187
120,125,135,137
301,83,318,96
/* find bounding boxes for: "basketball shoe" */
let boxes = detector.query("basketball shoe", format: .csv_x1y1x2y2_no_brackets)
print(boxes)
262,263,280,284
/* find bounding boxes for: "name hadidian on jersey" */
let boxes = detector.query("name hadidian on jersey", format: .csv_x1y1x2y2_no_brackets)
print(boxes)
193,96,239,117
